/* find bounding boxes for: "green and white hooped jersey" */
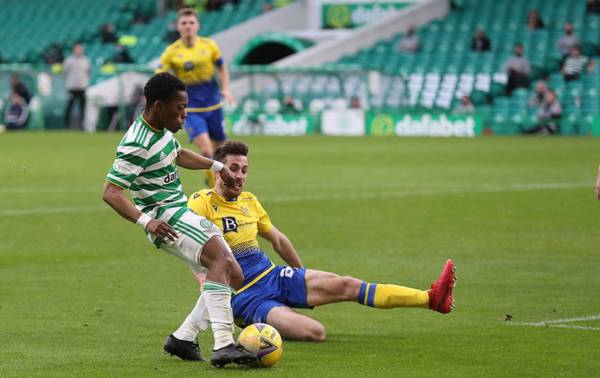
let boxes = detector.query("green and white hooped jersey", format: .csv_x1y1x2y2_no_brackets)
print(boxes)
106,115,187,216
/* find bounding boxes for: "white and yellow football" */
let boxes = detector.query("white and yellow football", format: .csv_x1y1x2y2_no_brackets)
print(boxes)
237,323,283,367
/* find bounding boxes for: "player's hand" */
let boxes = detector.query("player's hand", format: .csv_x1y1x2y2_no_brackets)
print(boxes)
146,219,178,242
221,89,235,105
219,165,236,187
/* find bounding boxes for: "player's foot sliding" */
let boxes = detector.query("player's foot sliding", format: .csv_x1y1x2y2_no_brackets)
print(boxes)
163,334,204,361
210,343,257,368
428,259,456,314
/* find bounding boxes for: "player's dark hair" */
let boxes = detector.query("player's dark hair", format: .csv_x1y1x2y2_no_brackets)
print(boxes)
144,72,186,106
213,141,249,163
177,7,198,20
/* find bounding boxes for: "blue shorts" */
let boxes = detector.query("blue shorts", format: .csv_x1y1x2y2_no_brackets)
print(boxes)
184,108,226,142
232,266,311,328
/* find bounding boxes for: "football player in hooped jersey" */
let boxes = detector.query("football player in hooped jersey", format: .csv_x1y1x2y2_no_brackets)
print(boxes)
186,141,457,342
102,73,256,367
157,7,234,188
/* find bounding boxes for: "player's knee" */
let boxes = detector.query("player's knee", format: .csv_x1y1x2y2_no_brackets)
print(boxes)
220,254,243,288
306,323,326,342
228,261,244,289
340,276,361,299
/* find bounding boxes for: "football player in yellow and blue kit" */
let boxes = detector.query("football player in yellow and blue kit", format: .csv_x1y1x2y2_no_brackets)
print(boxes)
186,141,457,342
157,7,234,187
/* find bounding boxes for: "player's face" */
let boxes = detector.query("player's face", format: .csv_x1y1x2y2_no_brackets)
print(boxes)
177,15,199,39
220,155,248,198
159,91,188,133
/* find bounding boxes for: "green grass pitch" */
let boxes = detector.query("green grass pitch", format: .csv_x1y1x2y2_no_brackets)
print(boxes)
1,133,600,377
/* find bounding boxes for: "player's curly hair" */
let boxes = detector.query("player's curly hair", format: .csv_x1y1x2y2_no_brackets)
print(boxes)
144,72,186,106
214,141,249,163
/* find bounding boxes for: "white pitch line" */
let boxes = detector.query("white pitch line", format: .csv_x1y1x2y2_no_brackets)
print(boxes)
509,313,600,331
0,181,592,216
264,181,592,203
510,323,600,331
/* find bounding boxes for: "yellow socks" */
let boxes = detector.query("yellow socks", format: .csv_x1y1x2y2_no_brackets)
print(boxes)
358,282,429,309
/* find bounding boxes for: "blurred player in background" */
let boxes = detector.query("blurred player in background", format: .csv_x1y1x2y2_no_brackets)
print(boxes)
157,7,234,188
102,73,255,367
187,141,456,341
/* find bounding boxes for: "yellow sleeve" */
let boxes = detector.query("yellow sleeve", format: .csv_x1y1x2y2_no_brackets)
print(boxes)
210,39,223,64
156,46,172,73
188,191,211,217
255,197,273,234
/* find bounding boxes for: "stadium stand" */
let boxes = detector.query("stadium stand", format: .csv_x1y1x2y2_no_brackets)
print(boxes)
0,0,274,82
0,0,279,129
235,0,599,135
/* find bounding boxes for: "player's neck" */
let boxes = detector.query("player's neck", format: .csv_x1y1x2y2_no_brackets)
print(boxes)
141,110,164,131
214,186,237,202
182,35,196,47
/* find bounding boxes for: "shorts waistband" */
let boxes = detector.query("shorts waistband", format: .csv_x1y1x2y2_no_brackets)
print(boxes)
235,263,276,295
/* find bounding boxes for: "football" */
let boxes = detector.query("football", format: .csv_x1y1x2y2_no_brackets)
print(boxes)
237,323,283,367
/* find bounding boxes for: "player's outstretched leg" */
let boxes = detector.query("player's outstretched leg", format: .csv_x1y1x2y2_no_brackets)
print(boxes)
427,259,456,314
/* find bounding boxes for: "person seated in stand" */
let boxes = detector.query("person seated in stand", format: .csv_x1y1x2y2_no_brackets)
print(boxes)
525,90,562,135
471,29,491,52
397,25,420,53
504,43,531,95
527,9,544,30
562,45,595,82
528,80,549,107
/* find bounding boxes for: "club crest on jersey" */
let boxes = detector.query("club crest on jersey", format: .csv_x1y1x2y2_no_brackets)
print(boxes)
199,219,213,230
163,171,179,183
183,61,195,71
222,217,238,233
240,206,249,215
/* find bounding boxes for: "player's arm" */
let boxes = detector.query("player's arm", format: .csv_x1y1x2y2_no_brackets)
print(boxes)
156,48,172,73
212,40,234,105
596,165,600,200
218,63,235,105
260,226,303,268
177,148,235,185
102,182,177,241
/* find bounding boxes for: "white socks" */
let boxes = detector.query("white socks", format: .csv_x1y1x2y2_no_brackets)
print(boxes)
173,295,209,342
203,281,235,350
172,280,234,350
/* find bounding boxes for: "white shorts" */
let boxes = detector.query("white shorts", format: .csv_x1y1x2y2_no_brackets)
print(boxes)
146,207,225,273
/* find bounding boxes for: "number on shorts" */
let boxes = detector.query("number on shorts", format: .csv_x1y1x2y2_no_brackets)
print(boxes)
280,267,294,278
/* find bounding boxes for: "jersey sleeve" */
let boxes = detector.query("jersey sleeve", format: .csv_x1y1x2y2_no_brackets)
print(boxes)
173,137,182,155
210,39,223,66
188,192,211,217
105,145,147,189
156,47,172,73
255,197,273,234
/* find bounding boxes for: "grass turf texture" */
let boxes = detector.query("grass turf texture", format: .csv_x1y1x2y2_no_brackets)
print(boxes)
1,133,599,377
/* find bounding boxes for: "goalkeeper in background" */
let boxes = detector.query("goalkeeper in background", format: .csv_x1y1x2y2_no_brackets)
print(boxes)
157,7,234,187
184,141,456,342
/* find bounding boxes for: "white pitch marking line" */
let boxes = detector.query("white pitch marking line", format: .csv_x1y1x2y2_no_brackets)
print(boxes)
0,181,592,216
509,313,600,331
265,181,592,203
